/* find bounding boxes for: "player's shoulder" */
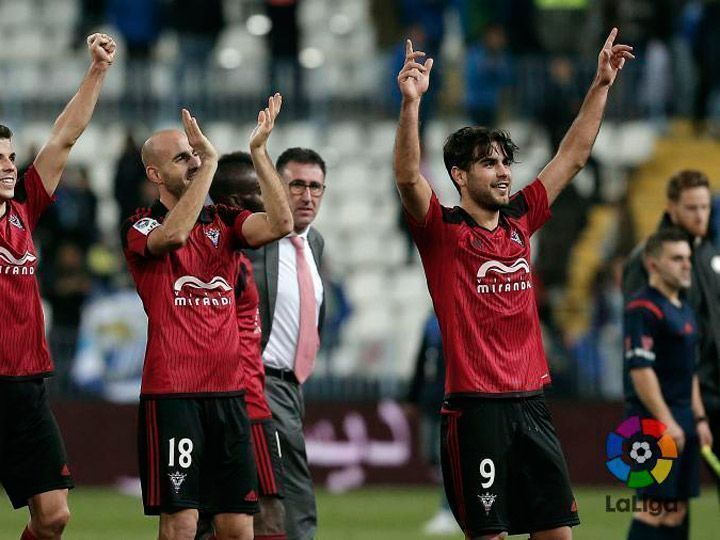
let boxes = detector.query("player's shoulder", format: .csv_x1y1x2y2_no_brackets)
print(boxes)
120,204,163,248
502,180,543,220
208,203,251,226
625,289,665,320
122,206,158,232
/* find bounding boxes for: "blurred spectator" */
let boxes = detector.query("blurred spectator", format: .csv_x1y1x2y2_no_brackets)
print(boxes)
370,0,404,111
71,279,148,402
319,264,353,372
42,165,99,252
539,57,583,151
113,131,146,225
265,0,304,116
404,312,458,535
692,0,720,134
170,0,225,112
579,257,624,398
464,24,513,127
75,0,107,48
536,0,590,55
44,242,93,396
457,0,540,55
106,0,161,104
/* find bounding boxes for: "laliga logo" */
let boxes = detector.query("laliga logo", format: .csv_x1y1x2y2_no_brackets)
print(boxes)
173,275,232,307
0,247,37,275
476,258,532,295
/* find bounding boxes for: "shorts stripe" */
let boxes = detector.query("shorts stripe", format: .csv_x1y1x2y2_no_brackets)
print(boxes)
447,414,466,527
146,401,160,507
252,423,277,494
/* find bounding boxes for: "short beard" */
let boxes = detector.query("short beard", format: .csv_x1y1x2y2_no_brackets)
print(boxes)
469,190,509,212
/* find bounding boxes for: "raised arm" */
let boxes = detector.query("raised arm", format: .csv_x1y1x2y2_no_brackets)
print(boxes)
146,110,218,255
538,28,634,205
393,39,434,223
33,33,116,196
242,93,294,247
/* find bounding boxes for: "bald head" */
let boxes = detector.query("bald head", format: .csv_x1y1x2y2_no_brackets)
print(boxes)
141,129,186,168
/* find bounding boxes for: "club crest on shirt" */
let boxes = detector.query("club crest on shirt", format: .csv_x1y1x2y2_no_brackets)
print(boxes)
168,471,187,494
510,229,523,246
478,492,497,515
205,227,220,247
8,214,24,230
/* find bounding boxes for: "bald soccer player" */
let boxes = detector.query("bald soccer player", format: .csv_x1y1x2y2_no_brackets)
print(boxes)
121,95,292,540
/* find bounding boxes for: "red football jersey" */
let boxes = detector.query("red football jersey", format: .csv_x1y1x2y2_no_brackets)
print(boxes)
122,201,252,396
406,179,552,396
235,252,271,419
0,166,54,379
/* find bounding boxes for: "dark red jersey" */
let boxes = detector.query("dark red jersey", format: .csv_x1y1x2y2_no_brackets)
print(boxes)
406,179,552,397
0,166,53,379
122,201,252,397
235,252,271,419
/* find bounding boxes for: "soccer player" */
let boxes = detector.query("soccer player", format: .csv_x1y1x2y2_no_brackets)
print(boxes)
393,29,633,539
0,33,115,540
247,147,327,540
121,95,292,540
624,228,712,540
194,152,287,540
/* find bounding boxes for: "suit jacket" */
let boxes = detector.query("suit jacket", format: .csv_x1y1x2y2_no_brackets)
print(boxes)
247,227,326,352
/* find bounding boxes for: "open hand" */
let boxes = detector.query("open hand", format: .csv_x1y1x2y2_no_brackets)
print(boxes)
397,39,433,101
87,33,116,68
181,109,217,163
250,93,282,151
595,28,634,87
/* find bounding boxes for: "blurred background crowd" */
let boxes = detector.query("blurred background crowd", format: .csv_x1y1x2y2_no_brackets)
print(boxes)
4,0,720,404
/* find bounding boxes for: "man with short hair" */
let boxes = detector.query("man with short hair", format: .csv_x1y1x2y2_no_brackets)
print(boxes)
194,152,288,540
0,33,116,540
623,170,720,502
248,147,327,540
623,228,712,539
394,29,633,539
121,95,293,540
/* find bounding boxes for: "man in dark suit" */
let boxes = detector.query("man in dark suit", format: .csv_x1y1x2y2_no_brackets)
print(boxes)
247,147,326,540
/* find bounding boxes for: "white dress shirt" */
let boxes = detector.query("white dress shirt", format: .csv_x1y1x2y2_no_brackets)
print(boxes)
262,229,324,371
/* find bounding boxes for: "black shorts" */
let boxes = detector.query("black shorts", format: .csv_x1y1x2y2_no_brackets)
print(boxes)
138,395,259,516
0,379,74,509
440,394,580,537
251,418,284,497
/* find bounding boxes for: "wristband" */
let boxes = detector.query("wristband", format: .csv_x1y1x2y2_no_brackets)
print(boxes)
695,416,708,424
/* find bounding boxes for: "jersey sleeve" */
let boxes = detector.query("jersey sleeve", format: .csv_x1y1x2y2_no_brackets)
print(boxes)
216,205,253,249
516,179,552,236
623,302,661,369
403,192,446,256
121,214,161,258
21,165,54,230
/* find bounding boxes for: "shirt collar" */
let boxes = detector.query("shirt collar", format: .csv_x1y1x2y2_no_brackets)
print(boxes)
286,227,310,240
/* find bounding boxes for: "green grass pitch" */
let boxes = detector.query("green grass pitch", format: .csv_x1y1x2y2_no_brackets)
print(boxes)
1,486,718,539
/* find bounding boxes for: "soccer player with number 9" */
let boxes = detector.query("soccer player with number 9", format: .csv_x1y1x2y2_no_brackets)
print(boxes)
393,28,634,539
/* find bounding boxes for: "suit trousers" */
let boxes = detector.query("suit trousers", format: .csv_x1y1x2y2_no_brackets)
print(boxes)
265,375,317,540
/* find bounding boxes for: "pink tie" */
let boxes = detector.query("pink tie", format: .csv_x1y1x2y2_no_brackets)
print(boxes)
290,236,319,383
